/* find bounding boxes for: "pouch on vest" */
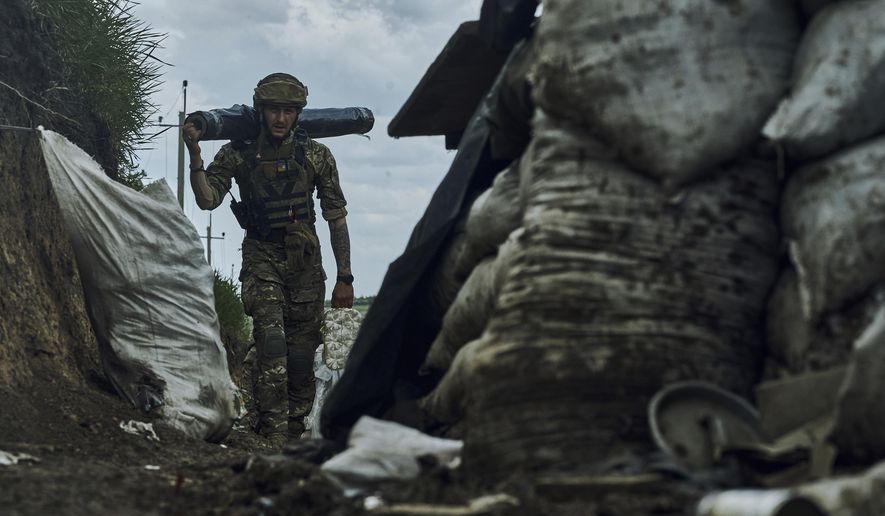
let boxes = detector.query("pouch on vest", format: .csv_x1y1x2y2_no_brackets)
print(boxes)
230,198,250,230
285,220,319,270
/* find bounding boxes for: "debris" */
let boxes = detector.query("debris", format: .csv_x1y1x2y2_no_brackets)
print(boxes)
144,465,160,471
0,450,39,466
119,420,160,442
321,416,462,494
367,494,519,515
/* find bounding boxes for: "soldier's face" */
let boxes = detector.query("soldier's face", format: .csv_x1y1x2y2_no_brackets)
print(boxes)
263,105,299,139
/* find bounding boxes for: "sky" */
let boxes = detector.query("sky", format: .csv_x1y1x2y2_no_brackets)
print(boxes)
132,0,485,297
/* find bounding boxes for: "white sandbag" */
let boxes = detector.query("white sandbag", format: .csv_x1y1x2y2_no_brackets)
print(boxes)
322,307,362,370
530,0,799,185
453,163,522,278
39,129,238,442
782,135,885,321
305,308,362,438
763,0,885,161
423,229,523,373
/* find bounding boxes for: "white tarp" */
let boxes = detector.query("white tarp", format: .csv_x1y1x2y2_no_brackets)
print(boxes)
39,129,238,442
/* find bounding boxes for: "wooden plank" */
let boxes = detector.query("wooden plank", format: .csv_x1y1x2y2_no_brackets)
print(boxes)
388,21,509,138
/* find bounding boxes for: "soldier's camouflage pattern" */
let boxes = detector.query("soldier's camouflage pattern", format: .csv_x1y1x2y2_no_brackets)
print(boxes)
204,128,347,439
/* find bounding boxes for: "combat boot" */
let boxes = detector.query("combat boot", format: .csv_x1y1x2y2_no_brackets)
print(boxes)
255,411,289,449
288,416,306,440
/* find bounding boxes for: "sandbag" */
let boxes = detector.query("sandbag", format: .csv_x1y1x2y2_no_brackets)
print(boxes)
420,337,485,424
765,269,878,378
530,0,799,185
831,299,885,461
453,163,522,278
435,113,780,478
305,308,362,438
39,130,238,442
782,135,885,321
766,269,812,374
423,229,523,373
763,0,885,161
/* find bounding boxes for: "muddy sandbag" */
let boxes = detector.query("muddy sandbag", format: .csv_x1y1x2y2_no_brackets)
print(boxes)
454,163,522,278
423,229,524,373
420,337,486,424
766,269,880,378
530,0,799,185
767,269,812,374
831,297,885,461
782,135,885,322
441,114,780,478
39,130,238,442
763,0,885,161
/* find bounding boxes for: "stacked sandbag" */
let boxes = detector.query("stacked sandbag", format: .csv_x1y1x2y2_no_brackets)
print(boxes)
763,0,885,161
755,2,885,462
453,162,522,279
423,114,780,476
422,229,524,373
782,136,885,323
529,0,799,185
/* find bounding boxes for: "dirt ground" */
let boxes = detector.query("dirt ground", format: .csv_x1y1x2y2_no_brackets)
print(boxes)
0,362,703,516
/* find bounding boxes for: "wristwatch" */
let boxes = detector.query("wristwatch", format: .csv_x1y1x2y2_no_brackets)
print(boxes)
336,273,354,285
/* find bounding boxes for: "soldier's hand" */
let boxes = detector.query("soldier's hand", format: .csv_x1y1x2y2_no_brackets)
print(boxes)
331,281,354,309
182,122,203,156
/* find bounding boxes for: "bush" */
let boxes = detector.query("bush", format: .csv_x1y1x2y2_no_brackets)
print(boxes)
213,271,251,374
30,0,165,182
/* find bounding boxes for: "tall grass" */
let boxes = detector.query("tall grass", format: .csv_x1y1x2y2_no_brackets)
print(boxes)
30,0,165,182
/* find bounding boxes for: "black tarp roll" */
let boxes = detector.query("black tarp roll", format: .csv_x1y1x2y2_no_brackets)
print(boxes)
186,105,375,141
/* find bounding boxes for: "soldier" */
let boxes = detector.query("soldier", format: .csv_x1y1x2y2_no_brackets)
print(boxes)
182,72,354,446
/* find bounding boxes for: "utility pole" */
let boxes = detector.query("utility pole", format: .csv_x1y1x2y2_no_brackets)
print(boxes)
200,212,225,266
176,80,188,209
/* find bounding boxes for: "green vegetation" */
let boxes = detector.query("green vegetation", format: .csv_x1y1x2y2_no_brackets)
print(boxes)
213,271,251,373
30,0,165,183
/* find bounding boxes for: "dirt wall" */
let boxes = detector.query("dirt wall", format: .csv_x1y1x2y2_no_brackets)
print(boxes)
0,0,105,390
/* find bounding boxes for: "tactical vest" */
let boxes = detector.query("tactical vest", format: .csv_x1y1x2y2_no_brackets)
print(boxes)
234,129,317,235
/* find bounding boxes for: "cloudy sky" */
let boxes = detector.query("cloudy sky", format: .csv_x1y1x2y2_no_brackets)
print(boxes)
133,0,485,296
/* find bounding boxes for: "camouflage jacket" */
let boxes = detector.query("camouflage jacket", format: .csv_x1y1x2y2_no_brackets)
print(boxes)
203,127,348,231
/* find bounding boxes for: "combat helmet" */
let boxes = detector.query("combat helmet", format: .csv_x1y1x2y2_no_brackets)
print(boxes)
253,73,308,111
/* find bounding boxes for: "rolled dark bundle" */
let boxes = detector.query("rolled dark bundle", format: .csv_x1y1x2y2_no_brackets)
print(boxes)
186,104,375,140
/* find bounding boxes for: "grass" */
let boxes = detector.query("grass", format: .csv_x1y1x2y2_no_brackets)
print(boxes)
30,0,166,185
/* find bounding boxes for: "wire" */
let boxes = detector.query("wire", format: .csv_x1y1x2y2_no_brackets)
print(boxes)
0,124,37,132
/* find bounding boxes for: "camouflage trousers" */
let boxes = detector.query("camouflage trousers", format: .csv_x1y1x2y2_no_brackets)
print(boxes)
240,237,325,438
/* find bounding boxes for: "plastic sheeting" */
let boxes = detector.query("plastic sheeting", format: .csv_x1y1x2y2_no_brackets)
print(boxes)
39,129,239,442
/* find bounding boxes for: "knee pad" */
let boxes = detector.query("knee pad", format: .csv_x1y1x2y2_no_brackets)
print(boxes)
261,326,287,360
288,345,315,376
